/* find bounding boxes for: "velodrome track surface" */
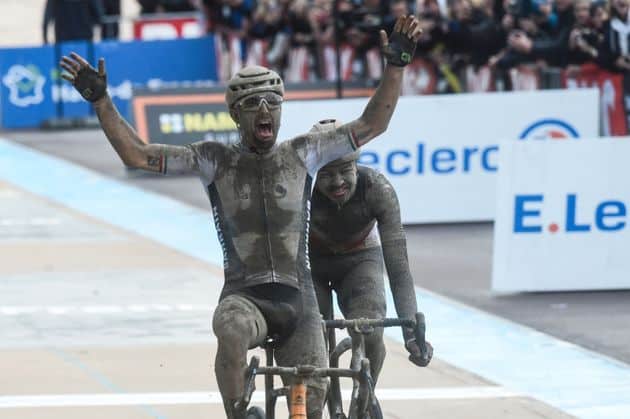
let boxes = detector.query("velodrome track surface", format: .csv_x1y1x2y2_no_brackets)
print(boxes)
1,129,629,418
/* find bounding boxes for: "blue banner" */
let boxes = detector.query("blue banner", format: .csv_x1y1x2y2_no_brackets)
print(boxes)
0,36,217,129
0,46,56,128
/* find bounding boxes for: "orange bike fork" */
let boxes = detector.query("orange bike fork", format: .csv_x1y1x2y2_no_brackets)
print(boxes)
289,382,307,419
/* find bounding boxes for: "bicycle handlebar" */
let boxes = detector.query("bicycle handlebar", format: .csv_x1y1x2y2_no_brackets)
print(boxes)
324,312,427,344
256,365,358,379
324,312,432,367
324,317,416,330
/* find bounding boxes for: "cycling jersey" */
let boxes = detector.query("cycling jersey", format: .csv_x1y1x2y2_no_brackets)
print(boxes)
310,165,417,321
164,129,356,295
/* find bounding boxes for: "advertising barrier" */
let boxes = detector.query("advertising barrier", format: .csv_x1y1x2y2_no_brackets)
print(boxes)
492,138,630,292
0,37,217,129
130,83,374,145
1,45,56,128
563,63,628,136
278,89,599,223
133,13,203,40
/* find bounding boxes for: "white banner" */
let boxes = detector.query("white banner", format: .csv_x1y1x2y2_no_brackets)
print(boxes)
279,89,599,223
492,138,630,292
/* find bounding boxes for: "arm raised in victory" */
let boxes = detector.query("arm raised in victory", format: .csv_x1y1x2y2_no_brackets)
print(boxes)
344,15,422,148
60,53,198,175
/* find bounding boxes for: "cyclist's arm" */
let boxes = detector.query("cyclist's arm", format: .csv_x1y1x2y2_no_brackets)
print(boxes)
343,64,404,148
343,16,422,148
93,94,199,174
300,128,357,175
300,61,407,170
371,172,418,321
300,44,413,173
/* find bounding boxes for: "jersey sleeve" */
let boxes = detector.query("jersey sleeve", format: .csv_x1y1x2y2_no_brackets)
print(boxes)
164,141,218,183
369,170,418,320
299,126,358,176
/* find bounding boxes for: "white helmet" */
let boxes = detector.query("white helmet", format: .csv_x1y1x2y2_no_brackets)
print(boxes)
226,66,284,110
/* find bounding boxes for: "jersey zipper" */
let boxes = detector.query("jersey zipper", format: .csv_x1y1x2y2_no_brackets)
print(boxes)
258,154,277,282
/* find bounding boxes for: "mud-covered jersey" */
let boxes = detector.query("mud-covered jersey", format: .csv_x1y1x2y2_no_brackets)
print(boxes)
310,166,404,255
309,166,417,320
163,130,356,294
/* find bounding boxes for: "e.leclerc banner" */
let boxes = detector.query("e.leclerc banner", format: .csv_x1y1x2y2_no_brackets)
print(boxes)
278,88,599,223
492,138,630,292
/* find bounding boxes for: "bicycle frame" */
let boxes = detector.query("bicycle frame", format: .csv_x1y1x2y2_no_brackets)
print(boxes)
325,313,427,419
241,352,368,419
239,313,428,419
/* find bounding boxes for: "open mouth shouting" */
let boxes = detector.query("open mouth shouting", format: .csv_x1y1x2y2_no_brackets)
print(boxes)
255,118,274,141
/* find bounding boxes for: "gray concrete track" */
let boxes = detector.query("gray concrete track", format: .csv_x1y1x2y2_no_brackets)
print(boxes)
3,128,630,365
0,179,570,419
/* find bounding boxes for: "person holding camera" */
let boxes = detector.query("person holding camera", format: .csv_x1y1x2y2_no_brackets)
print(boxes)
505,0,575,67
600,0,630,72
568,0,603,65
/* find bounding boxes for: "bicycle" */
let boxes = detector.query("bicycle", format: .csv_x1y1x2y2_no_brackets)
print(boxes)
324,312,432,419
238,312,431,419
238,339,370,419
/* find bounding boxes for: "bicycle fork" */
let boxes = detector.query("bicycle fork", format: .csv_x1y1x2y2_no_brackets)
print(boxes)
347,327,373,419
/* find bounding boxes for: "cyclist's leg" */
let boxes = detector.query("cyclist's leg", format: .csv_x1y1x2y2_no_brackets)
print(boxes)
275,276,329,419
336,248,387,382
212,294,268,418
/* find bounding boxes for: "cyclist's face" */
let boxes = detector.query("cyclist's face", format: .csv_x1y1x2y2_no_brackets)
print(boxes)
316,160,358,205
235,92,283,152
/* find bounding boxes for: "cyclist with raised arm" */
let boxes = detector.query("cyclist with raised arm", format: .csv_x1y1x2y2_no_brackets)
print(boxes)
309,119,433,383
60,15,422,419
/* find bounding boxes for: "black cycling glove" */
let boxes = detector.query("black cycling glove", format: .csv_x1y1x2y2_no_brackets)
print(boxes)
382,31,417,67
74,65,107,102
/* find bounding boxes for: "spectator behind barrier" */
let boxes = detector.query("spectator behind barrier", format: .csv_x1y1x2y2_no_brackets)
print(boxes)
102,0,121,40
590,0,609,32
116,0,630,95
43,0,104,44
506,0,575,67
567,0,603,66
490,0,555,70
204,0,254,37
601,0,630,72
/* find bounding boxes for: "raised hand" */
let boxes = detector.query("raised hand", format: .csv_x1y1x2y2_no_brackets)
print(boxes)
379,15,423,67
60,52,108,103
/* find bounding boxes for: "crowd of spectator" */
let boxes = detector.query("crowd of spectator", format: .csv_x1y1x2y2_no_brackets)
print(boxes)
195,0,630,89
42,0,630,90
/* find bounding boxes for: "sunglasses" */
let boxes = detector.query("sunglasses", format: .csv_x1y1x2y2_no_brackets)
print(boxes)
238,92,283,111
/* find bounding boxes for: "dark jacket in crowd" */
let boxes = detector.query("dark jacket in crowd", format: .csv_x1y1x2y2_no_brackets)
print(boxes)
43,0,104,43
567,27,604,65
530,5,575,66
444,9,504,68
101,0,121,39
599,15,630,71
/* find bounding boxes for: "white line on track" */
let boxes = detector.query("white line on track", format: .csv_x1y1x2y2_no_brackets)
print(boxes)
0,387,521,408
0,217,62,226
0,305,214,316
